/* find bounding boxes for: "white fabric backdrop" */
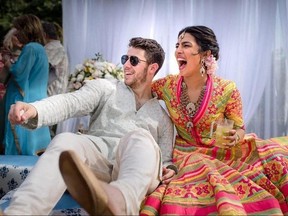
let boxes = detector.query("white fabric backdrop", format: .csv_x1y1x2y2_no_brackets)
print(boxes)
62,0,288,139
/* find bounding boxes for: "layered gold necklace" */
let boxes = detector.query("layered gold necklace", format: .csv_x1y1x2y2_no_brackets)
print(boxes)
180,82,206,118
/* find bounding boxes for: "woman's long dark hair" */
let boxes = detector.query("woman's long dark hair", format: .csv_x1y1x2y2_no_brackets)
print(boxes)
13,14,46,45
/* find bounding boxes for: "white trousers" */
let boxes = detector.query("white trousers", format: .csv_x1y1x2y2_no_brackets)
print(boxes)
4,129,161,215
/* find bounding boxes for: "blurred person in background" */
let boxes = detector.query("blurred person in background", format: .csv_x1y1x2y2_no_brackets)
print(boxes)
42,21,69,138
0,28,22,154
2,14,51,155
42,21,69,96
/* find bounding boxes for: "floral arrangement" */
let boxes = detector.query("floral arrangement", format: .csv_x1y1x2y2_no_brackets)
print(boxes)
68,53,124,91
204,54,218,75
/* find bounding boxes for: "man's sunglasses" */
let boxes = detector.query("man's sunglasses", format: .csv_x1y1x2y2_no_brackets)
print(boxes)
121,55,147,66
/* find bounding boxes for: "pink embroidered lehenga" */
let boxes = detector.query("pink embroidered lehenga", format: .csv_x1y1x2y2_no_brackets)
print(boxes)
140,74,288,215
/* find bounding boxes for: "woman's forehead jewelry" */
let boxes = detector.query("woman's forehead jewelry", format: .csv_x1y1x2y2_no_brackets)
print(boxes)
179,31,185,41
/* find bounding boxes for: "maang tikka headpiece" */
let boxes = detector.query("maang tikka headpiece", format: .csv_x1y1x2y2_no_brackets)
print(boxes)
179,31,186,41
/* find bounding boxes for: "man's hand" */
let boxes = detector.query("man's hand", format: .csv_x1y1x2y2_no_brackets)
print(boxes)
161,167,176,185
8,101,37,125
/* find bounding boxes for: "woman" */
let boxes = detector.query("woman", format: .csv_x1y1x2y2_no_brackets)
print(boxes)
141,26,288,215
3,14,51,155
0,28,22,154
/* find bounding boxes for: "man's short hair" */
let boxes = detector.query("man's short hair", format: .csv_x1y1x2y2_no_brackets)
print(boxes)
42,21,59,40
129,37,165,75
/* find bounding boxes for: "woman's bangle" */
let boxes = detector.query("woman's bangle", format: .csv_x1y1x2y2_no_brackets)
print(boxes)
236,133,241,143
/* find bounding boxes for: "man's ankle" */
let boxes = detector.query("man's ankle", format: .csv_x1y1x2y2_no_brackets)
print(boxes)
102,183,126,215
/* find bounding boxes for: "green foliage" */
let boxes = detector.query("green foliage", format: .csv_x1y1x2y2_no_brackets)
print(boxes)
0,0,62,45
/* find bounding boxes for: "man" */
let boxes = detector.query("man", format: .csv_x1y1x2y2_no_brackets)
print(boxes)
42,21,69,139
42,21,69,96
5,37,177,215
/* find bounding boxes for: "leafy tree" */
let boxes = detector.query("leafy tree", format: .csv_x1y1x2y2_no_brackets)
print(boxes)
0,0,62,45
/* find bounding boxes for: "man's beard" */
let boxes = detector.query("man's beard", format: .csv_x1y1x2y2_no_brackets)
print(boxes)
126,67,148,89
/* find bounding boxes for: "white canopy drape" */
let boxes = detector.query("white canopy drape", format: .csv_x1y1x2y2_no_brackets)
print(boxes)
62,0,288,139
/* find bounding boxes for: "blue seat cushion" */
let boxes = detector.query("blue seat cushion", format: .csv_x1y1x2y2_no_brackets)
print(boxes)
0,155,86,215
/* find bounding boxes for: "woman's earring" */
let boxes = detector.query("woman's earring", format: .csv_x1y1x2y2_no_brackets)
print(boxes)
200,58,205,76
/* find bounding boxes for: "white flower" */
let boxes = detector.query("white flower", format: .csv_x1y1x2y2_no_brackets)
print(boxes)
92,69,102,78
106,62,116,72
76,74,84,82
75,64,84,71
104,73,114,79
73,82,82,90
68,53,124,91
70,77,77,83
95,62,105,71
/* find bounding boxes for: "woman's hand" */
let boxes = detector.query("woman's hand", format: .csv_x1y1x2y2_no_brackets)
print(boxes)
223,129,245,148
2,51,13,68
222,129,238,148
161,167,176,185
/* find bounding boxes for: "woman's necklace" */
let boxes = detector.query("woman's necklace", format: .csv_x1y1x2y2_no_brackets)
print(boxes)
180,82,206,118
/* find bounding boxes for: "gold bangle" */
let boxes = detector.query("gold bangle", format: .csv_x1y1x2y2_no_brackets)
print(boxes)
236,133,241,143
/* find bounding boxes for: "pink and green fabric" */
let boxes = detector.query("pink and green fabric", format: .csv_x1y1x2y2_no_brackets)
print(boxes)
141,74,288,215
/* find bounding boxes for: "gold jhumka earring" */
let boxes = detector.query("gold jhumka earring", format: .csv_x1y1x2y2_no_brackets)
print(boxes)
200,58,205,76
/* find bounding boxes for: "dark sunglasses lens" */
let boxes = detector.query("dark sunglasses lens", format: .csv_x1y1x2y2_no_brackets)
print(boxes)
130,56,139,66
121,55,129,65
